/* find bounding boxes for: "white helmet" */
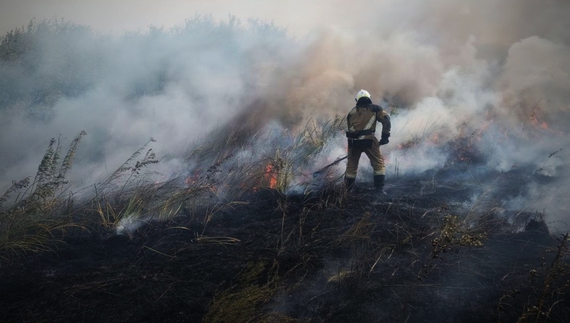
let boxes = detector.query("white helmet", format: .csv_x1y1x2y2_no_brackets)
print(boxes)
356,89,371,101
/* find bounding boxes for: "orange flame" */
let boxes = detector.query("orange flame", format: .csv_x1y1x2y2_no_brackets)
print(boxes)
265,163,278,189
530,106,552,131
184,168,203,186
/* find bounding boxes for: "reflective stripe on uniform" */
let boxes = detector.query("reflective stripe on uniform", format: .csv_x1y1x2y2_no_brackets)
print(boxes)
355,115,376,139
373,169,385,175
363,115,376,131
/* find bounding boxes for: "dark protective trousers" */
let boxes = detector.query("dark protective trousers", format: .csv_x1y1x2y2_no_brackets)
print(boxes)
345,137,386,179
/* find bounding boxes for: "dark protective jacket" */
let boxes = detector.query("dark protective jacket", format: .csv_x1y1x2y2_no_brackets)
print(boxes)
344,97,391,179
346,98,391,141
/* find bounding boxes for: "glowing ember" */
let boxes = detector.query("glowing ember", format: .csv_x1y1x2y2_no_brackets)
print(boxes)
185,168,202,186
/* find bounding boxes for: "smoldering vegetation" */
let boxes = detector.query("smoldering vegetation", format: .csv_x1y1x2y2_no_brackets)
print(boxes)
1,1,570,322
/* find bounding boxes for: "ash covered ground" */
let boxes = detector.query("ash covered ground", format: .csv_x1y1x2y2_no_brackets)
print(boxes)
1,157,568,323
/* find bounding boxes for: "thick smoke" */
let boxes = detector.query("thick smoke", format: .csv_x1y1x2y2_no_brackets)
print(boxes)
0,17,294,188
1,1,569,228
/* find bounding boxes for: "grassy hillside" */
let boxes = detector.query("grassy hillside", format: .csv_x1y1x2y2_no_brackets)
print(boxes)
1,18,569,323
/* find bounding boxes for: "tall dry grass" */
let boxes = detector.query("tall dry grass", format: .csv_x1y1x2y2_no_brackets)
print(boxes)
0,131,86,260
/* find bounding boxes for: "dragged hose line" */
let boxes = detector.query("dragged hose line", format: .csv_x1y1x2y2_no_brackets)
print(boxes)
313,155,348,178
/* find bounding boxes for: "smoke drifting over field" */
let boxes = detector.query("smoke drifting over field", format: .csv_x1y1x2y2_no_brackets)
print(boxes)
1,0,569,228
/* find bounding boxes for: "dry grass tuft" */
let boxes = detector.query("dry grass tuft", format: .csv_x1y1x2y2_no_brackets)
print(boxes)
203,261,279,323
512,233,570,323
0,131,87,260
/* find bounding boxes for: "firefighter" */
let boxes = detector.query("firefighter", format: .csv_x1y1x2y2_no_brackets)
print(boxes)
344,89,391,193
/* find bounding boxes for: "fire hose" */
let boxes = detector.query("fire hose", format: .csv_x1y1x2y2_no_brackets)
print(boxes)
312,155,348,178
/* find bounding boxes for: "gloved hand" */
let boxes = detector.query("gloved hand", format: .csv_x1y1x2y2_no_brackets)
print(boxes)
379,133,390,145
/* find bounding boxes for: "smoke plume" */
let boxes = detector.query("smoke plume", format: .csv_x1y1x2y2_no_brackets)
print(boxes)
1,0,569,229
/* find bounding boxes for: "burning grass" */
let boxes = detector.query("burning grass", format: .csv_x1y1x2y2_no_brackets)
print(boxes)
1,11,570,322
0,117,569,323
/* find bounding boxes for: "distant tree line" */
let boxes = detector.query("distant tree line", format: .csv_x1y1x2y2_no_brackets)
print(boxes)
0,17,289,115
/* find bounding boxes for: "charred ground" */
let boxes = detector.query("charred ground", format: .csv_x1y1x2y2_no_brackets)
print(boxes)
1,164,568,323
1,13,570,323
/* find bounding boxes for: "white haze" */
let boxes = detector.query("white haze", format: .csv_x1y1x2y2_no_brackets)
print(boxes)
1,0,569,229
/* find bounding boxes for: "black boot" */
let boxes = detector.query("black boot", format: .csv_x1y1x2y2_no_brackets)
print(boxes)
345,177,355,192
374,175,386,195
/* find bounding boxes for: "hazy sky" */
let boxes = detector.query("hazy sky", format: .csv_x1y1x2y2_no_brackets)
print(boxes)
0,0,334,36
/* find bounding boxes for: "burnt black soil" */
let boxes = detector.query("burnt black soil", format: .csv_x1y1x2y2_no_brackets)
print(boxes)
0,168,568,323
